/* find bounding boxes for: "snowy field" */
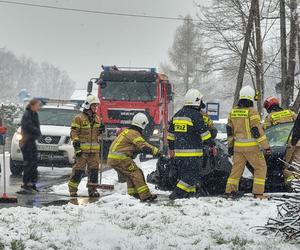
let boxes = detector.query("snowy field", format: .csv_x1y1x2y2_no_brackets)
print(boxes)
0,159,299,250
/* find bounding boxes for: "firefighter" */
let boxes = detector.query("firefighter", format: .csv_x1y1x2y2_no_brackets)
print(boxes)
225,86,271,199
68,95,104,197
167,89,216,200
263,96,296,129
107,113,160,202
263,96,298,186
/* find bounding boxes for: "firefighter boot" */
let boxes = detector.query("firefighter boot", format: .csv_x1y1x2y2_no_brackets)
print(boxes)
254,194,270,200
169,187,190,200
223,191,245,200
88,169,100,198
142,194,158,202
68,170,85,197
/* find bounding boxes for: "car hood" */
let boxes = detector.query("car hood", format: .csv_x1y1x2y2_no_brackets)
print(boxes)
40,125,70,136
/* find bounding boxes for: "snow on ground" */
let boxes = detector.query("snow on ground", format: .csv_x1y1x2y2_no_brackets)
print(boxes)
0,159,299,250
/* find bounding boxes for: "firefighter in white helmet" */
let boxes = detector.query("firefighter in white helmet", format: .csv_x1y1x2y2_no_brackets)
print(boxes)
167,89,216,199
68,95,105,197
225,85,271,199
107,113,161,202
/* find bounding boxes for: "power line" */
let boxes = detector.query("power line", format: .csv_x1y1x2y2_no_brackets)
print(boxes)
0,0,195,22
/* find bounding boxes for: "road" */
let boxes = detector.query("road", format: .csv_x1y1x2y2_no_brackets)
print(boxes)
0,154,109,208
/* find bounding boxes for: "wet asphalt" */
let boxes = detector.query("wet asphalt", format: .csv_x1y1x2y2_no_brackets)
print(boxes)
0,154,107,208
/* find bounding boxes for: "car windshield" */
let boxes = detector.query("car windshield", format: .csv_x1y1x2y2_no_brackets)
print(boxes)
101,81,157,101
214,123,227,133
39,108,78,127
265,122,294,147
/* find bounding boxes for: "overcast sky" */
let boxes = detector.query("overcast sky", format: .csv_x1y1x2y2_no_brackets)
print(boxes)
0,0,201,88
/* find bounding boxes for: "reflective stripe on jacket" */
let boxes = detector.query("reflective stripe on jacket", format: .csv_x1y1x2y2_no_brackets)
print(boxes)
107,128,159,161
227,107,269,152
168,106,213,157
264,109,296,129
70,112,102,153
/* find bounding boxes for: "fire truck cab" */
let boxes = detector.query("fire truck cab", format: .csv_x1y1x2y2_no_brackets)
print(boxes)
88,66,174,159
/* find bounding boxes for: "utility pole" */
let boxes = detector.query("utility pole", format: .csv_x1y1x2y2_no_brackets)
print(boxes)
233,0,256,106
280,0,288,108
254,0,264,114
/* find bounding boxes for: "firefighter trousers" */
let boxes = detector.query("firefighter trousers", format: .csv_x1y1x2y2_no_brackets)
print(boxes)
68,153,100,194
108,158,152,201
174,157,203,194
226,150,267,195
284,145,300,182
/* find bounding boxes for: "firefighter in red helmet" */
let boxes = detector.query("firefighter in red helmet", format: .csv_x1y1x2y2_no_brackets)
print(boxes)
263,96,299,189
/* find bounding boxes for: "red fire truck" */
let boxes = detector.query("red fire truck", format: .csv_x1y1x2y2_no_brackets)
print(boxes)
87,66,174,159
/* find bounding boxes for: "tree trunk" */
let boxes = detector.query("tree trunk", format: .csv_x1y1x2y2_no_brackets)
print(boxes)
233,0,256,106
286,0,298,107
280,0,288,108
254,0,264,114
292,22,300,112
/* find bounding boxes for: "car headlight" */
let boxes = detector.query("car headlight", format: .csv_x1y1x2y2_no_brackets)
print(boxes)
16,133,23,141
153,129,159,136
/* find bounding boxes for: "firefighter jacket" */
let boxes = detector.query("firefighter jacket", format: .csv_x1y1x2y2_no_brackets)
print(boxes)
108,126,159,160
71,111,102,153
227,107,270,152
200,110,218,139
167,106,214,157
264,109,296,129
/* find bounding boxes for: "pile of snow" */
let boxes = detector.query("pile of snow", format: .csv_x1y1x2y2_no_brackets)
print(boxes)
0,159,298,249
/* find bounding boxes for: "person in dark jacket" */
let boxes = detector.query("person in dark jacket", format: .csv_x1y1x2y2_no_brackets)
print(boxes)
167,89,215,200
20,99,41,192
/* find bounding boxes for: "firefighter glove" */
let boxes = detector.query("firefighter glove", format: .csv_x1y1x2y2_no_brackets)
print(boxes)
73,141,82,157
210,146,218,157
228,147,234,156
264,148,272,156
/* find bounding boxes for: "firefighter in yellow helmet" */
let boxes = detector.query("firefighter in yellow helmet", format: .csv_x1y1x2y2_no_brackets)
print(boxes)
68,95,105,197
263,96,299,188
225,86,271,199
107,113,161,202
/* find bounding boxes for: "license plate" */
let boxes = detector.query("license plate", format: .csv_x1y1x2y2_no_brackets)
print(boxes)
37,144,58,152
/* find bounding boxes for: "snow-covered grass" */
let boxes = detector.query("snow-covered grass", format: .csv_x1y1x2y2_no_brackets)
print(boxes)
0,159,298,250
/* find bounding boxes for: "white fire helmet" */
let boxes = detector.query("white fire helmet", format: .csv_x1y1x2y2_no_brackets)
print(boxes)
239,85,255,101
131,113,149,130
82,95,100,110
184,89,204,106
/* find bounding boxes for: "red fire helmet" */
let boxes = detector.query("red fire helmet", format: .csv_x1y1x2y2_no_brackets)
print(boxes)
263,96,280,110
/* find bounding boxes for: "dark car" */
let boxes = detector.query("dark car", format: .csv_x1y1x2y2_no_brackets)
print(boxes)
147,123,293,195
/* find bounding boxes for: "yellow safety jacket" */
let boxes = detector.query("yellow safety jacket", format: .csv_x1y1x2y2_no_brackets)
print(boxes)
227,107,270,152
70,112,102,153
107,128,159,161
264,109,296,129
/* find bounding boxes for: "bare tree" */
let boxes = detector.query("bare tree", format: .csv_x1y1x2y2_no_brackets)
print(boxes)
286,0,298,106
234,0,256,106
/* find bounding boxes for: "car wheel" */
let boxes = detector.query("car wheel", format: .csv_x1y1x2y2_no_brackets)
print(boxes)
10,158,23,176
